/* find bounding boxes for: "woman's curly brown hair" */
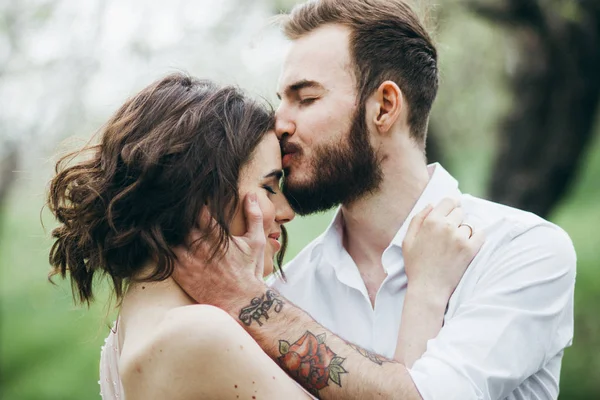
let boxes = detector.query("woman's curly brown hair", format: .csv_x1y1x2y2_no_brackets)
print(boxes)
47,73,285,305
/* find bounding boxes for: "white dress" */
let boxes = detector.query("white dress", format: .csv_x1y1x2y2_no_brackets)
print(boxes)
99,322,124,399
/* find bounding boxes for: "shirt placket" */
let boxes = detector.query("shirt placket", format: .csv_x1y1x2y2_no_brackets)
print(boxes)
372,247,408,357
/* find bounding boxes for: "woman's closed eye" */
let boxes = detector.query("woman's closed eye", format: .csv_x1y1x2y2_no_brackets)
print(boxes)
262,184,277,195
262,170,283,195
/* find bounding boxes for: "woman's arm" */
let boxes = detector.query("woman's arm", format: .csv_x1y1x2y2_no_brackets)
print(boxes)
394,200,484,367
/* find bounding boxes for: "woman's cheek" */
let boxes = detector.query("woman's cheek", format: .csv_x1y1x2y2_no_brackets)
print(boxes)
257,195,276,228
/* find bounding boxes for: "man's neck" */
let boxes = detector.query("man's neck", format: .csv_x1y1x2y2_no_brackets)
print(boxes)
341,143,430,268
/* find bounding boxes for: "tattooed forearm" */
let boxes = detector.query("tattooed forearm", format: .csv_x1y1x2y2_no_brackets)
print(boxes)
347,343,396,366
238,289,284,326
278,331,347,398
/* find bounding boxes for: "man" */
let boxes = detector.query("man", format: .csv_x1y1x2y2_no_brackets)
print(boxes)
176,1,576,399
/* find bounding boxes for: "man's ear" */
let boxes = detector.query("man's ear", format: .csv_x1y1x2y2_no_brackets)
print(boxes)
369,80,403,135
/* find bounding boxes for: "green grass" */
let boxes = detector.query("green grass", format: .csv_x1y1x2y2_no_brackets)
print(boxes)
1,135,599,399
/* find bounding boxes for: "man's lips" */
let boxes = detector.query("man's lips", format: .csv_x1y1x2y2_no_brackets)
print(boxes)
282,153,294,168
281,142,301,168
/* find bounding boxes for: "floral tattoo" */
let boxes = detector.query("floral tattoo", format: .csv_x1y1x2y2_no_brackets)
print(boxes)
238,290,284,326
278,331,347,397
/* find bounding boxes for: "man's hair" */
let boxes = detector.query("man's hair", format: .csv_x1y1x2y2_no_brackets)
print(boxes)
47,73,283,305
281,0,438,142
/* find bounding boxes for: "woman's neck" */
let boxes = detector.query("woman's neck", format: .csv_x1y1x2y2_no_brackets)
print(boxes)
118,262,197,330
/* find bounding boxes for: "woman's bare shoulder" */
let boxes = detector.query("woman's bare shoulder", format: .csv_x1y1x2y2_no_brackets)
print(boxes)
119,304,238,398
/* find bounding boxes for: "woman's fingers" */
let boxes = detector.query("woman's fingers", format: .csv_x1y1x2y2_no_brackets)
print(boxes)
243,192,266,247
446,207,465,228
402,195,486,300
242,192,266,278
404,204,433,245
429,197,460,218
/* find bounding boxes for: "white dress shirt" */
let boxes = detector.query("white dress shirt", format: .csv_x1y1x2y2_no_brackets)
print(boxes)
269,163,576,400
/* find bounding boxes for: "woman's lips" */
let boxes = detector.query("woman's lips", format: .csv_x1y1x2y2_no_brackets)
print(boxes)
268,232,281,252
269,237,281,252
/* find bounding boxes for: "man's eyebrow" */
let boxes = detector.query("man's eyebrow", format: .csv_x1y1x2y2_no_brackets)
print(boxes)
263,170,284,180
276,79,324,100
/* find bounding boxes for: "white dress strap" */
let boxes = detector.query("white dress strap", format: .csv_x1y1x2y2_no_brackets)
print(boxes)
99,321,124,399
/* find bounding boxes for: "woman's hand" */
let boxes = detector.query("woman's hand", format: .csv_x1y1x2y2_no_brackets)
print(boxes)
402,197,484,304
173,193,267,309
396,197,484,367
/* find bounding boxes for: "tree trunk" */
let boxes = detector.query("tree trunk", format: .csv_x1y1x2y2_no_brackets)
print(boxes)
470,0,600,217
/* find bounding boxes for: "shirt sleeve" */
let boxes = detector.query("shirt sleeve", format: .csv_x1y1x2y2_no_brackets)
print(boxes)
407,224,576,400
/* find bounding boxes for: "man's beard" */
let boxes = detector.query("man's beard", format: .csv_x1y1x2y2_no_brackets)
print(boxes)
282,106,383,216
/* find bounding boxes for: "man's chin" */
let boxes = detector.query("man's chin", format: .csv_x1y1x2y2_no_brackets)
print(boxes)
282,183,336,216
284,169,309,189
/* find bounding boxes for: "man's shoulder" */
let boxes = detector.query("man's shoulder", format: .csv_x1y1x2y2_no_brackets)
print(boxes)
461,194,562,237
461,194,576,280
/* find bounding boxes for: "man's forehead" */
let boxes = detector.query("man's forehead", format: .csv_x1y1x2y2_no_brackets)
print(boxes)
277,31,352,94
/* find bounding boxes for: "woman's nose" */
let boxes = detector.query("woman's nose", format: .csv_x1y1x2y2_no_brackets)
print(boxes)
275,197,295,225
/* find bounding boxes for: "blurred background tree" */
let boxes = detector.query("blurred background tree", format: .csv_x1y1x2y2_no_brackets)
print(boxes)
471,0,600,218
0,0,598,399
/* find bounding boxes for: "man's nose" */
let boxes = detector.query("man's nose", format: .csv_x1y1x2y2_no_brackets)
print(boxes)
275,107,295,140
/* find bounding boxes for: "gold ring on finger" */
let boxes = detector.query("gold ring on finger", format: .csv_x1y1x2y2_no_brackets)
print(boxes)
459,223,474,238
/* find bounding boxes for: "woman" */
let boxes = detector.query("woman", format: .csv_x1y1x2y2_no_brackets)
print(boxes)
47,73,480,399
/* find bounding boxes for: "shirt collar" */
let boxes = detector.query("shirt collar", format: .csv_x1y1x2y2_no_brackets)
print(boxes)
390,163,462,248
309,163,462,263
309,206,344,263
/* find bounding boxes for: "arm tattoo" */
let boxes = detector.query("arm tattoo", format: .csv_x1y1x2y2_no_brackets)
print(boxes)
278,331,347,398
347,343,395,366
238,289,284,326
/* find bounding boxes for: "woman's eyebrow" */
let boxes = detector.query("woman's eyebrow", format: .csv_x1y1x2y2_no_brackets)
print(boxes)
263,170,283,180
